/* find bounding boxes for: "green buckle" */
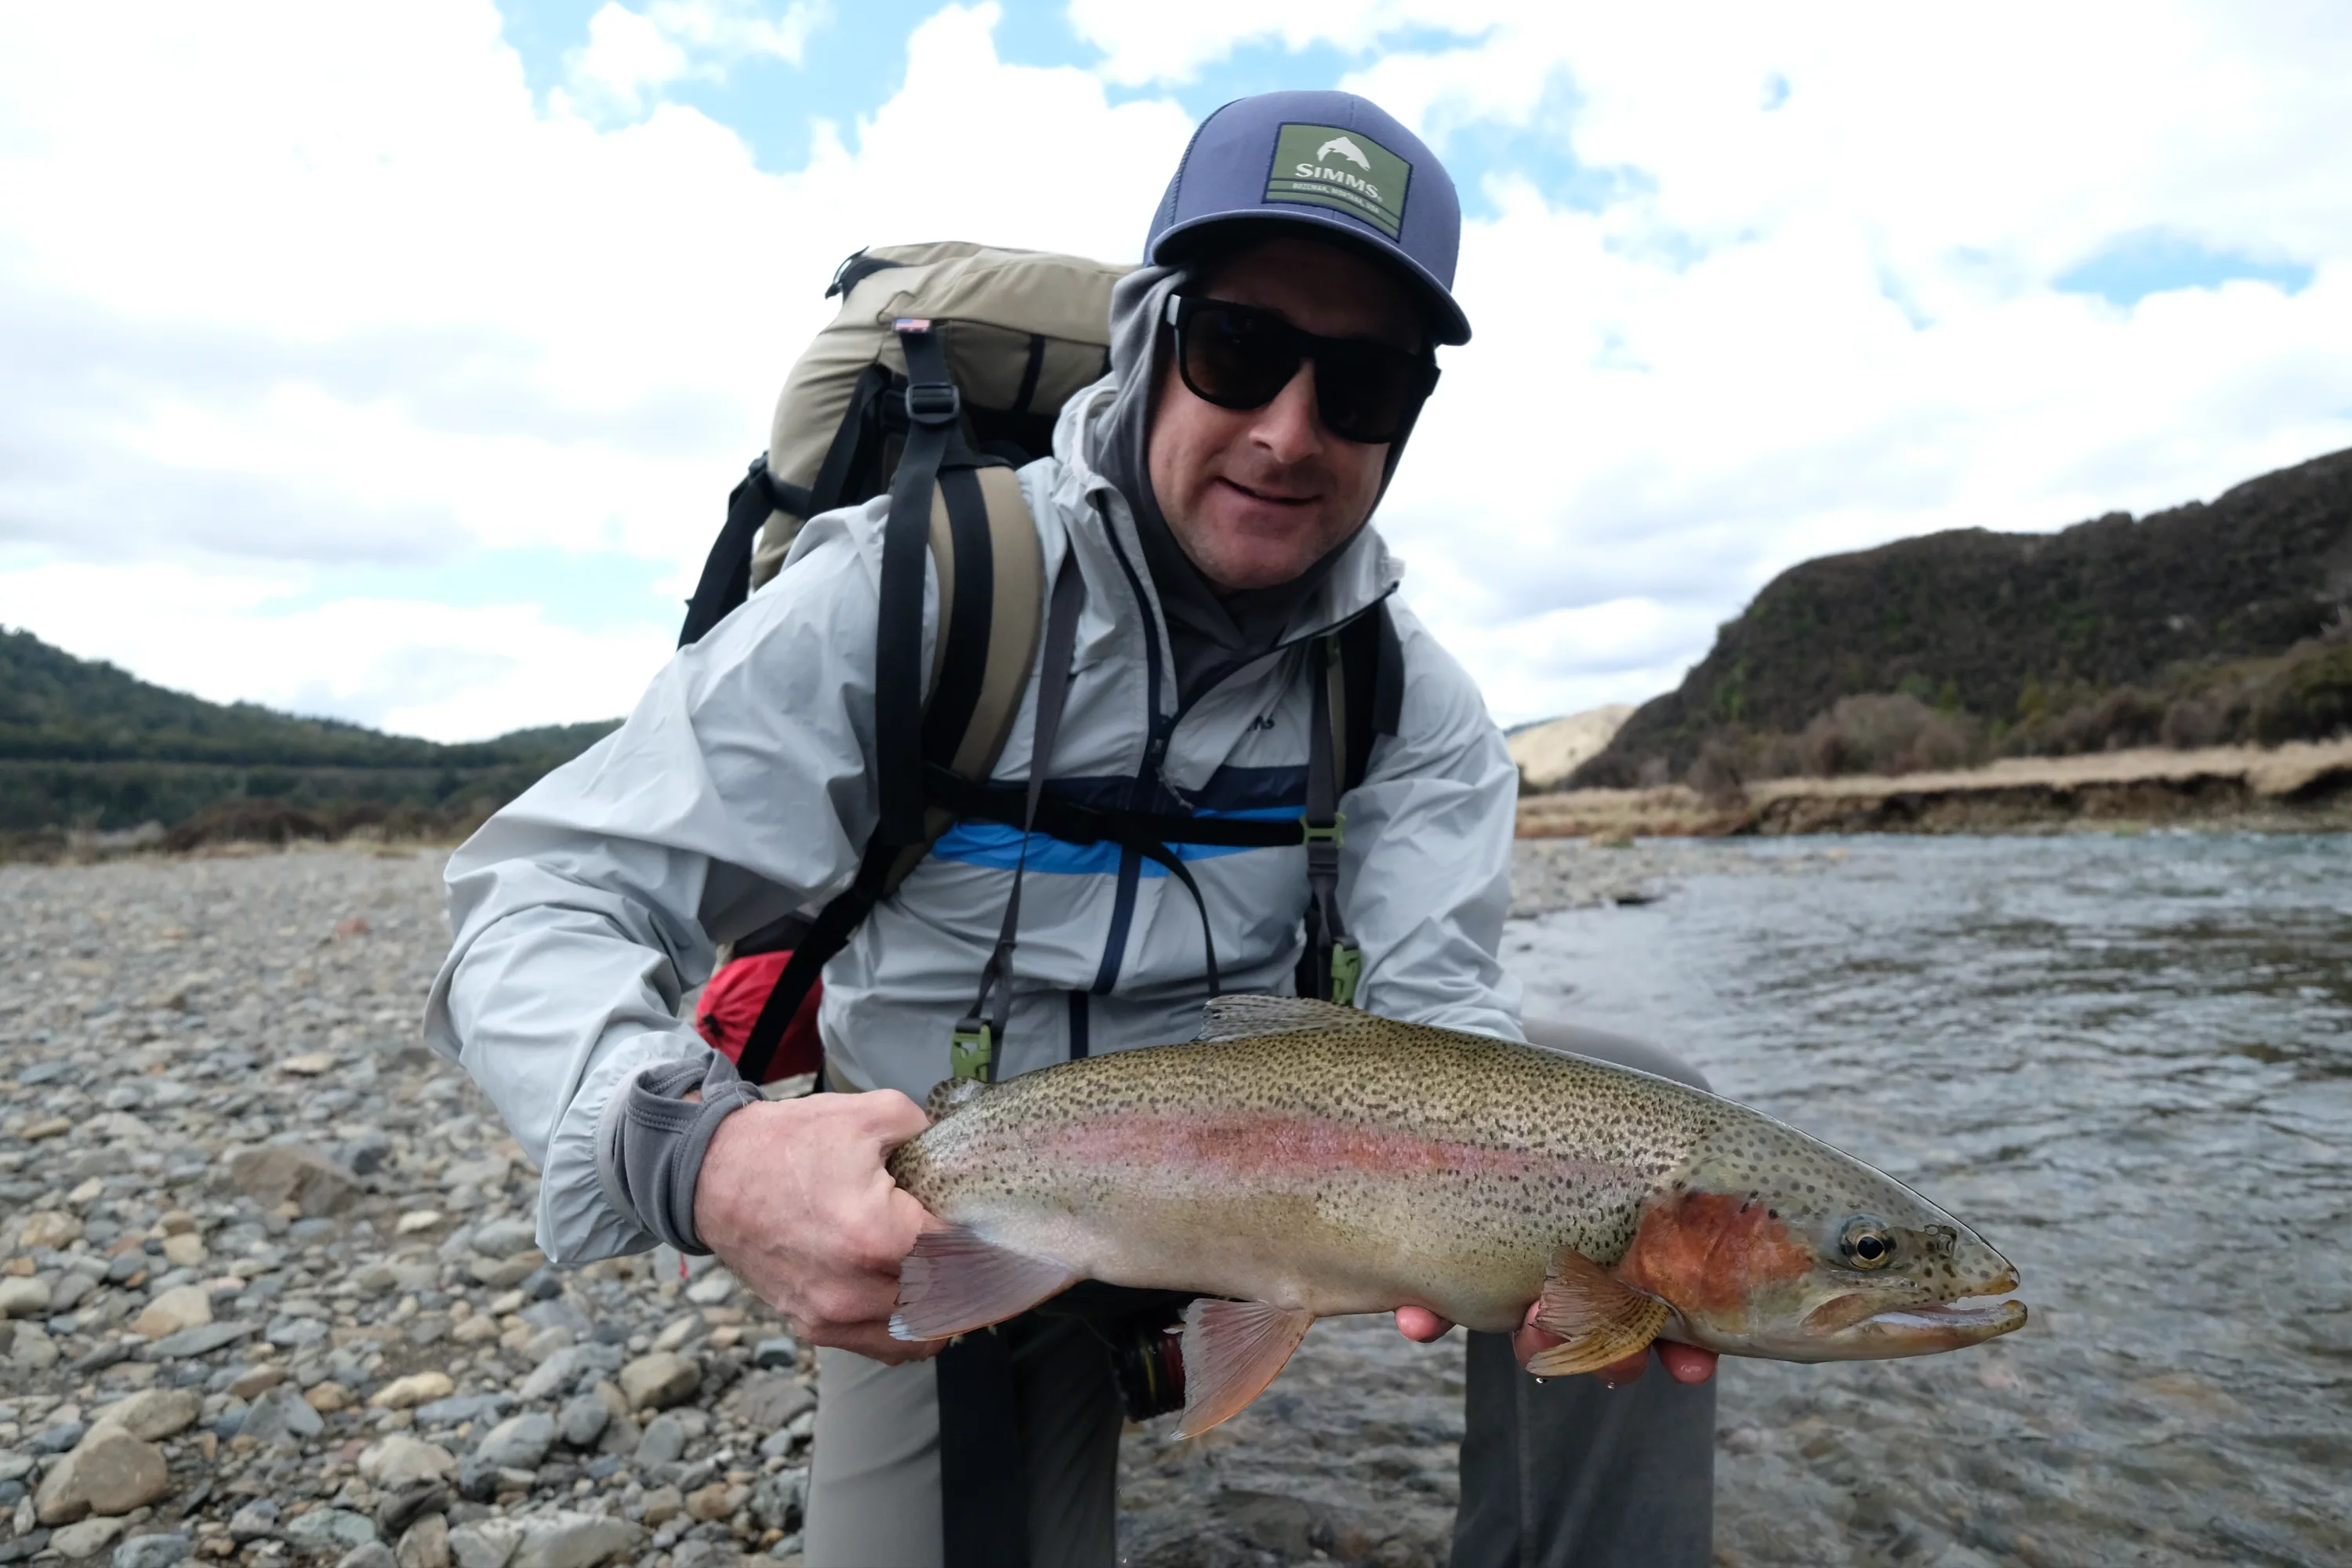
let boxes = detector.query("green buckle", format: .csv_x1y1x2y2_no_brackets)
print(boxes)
949,1023,993,1083
1301,812,1346,847
1329,942,1363,1009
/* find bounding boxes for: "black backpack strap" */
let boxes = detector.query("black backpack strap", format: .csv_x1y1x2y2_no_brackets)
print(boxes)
876,321,964,844
949,560,1083,1083
678,458,812,648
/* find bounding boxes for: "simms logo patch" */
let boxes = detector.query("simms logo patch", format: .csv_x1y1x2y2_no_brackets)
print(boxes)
1266,122,1410,239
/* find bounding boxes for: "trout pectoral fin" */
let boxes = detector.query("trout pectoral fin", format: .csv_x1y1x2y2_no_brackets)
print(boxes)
1174,1299,1315,1439
890,1225,1078,1341
1526,1247,1670,1377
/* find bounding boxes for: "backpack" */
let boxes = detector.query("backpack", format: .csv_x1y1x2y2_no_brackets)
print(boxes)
677,243,1401,1087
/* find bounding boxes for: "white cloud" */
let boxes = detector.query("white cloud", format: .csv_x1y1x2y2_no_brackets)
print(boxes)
564,0,826,121
0,2,1189,739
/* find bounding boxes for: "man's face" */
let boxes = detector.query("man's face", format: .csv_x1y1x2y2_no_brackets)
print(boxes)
1148,234,1423,593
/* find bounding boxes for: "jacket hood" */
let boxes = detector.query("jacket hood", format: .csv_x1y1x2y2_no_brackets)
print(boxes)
1052,271,1405,683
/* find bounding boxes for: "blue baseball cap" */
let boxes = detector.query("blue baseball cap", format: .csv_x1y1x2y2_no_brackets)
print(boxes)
1146,90,1471,346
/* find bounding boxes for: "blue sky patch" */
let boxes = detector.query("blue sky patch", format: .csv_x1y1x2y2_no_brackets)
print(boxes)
2056,230,2314,307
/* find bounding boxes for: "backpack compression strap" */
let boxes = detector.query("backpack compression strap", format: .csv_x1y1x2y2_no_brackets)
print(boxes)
732,323,1044,1084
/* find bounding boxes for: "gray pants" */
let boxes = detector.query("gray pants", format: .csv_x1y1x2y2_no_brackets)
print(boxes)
805,1021,1715,1567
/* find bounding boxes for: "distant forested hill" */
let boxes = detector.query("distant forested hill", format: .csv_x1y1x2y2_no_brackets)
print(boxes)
1573,446,2352,789
0,628,619,833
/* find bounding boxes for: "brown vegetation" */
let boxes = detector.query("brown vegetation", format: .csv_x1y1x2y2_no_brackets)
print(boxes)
1523,737,2352,839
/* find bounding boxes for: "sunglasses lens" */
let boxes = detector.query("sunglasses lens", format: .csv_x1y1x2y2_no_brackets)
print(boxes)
1312,343,1422,444
1181,303,1301,408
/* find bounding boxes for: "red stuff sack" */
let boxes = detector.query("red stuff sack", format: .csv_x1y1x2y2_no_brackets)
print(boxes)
695,950,824,1083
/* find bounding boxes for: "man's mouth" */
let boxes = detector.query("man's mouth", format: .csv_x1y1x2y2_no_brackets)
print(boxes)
1219,477,1317,508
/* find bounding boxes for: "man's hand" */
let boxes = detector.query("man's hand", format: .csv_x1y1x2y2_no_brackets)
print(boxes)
1392,1304,1717,1388
693,1089,943,1365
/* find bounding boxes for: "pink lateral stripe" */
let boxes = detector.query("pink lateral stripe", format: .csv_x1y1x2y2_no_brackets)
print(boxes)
1026,1110,1627,1187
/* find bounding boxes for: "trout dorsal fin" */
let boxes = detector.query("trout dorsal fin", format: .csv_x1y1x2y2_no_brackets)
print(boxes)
924,1077,992,1123
1194,994,1375,1042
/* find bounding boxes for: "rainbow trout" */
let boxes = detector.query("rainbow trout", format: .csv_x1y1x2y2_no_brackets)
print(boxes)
887,996,2024,1436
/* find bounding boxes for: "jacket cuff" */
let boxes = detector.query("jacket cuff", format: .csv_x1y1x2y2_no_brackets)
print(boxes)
593,1051,763,1254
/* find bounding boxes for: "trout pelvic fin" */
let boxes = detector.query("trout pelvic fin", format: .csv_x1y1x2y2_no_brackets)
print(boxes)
1525,1247,1671,1377
1174,1298,1315,1439
889,1225,1078,1341
1193,994,1377,1042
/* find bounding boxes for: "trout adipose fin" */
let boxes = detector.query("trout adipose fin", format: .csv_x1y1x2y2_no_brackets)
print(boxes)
1526,1247,1671,1377
1174,1299,1316,1438
890,1225,1079,1341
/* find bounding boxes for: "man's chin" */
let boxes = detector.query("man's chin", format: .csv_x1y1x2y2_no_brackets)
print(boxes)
1187,513,1348,592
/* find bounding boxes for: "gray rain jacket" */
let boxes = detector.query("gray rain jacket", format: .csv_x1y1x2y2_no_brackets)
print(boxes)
424,377,1523,1265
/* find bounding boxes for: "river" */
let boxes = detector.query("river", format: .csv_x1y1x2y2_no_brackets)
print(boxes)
1117,833,2352,1567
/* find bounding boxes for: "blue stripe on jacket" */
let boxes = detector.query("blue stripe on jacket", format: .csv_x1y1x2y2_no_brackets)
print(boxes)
930,764,1307,876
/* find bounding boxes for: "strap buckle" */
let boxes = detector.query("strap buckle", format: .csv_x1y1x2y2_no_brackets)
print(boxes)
1301,812,1345,847
895,319,963,428
904,380,961,427
1328,941,1363,1009
949,1020,994,1083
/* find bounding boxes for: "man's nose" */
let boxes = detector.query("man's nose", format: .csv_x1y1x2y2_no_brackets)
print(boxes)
1247,361,1325,463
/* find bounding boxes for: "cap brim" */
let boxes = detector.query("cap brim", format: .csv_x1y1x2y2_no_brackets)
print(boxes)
1151,208,1472,346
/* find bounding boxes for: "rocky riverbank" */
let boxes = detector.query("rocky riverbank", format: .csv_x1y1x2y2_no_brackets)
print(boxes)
1,850,811,1568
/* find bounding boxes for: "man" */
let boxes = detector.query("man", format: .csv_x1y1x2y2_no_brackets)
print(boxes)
429,90,1715,1567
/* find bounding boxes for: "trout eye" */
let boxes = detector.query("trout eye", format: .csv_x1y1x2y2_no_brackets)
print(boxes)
1840,1217,1894,1269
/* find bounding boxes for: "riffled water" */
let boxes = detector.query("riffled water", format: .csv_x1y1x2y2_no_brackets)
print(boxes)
1120,833,2352,1567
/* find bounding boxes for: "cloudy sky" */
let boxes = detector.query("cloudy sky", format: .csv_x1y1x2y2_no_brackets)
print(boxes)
2,2,2348,739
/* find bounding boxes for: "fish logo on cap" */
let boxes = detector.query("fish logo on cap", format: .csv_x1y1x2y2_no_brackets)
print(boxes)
1265,122,1412,240
1317,135,1372,170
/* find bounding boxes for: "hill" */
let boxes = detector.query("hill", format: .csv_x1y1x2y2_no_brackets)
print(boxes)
1573,446,2352,789
1507,705,1634,790
0,626,619,836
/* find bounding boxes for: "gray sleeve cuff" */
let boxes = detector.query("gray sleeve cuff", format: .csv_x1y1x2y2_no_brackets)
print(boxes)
593,1051,764,1254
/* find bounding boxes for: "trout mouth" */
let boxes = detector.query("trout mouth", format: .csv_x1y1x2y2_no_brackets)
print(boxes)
1802,1290,2029,1356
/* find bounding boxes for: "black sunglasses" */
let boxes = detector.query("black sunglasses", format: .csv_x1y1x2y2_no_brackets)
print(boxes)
1163,294,1440,445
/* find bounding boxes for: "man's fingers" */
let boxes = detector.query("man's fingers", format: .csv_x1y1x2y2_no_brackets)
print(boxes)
1393,1306,1452,1342
1657,1344,1717,1384
1593,1348,1650,1387
859,1088,932,1148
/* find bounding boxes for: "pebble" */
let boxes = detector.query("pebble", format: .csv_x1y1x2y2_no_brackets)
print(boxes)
361,1435,459,1487
238,1384,325,1446
32,1431,172,1525
285,1508,380,1553
227,1501,281,1542
112,1532,192,1568
618,1352,699,1412
474,1414,556,1471
371,1372,458,1410
556,1393,610,1449
0,1278,51,1319
132,1283,214,1338
395,1512,452,1568
50,1515,132,1559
